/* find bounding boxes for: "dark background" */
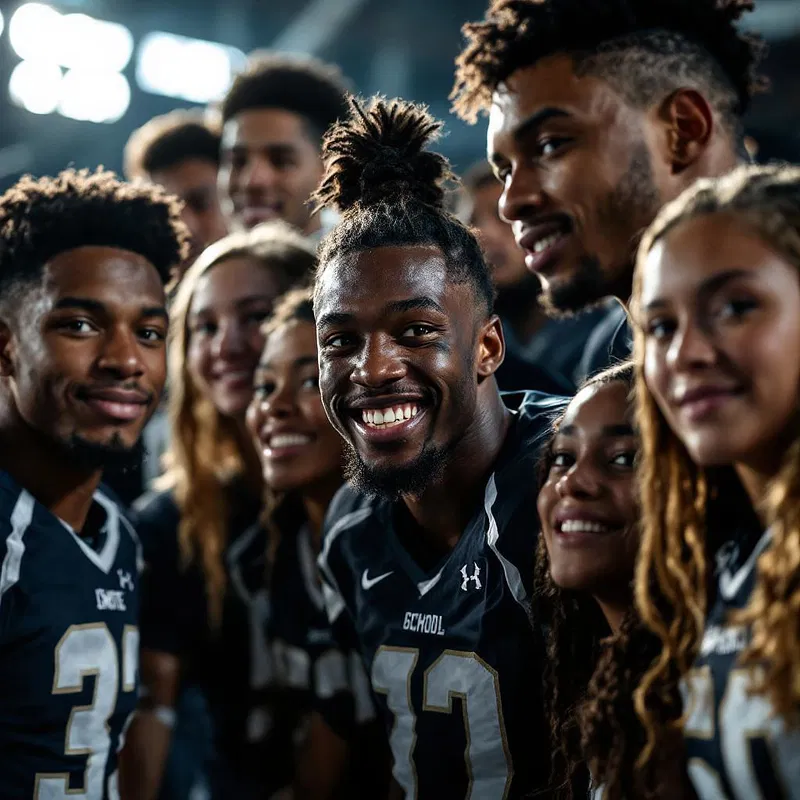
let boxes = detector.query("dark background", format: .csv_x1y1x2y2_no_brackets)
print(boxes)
0,0,797,189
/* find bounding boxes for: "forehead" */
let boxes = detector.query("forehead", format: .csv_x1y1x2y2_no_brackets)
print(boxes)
221,108,314,150
43,245,164,303
263,319,317,362
487,54,630,151
190,257,280,314
151,158,218,194
316,246,459,319
639,213,788,305
561,381,631,431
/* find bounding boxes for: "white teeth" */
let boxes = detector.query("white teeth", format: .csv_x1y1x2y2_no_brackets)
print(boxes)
560,520,611,534
533,232,563,254
270,433,312,449
361,404,421,430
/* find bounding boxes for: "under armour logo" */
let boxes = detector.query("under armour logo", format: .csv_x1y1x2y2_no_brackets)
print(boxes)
117,569,134,591
460,562,482,591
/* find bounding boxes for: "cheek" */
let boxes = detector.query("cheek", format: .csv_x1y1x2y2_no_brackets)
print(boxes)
247,330,267,362
186,339,211,384
536,479,558,537
643,342,671,416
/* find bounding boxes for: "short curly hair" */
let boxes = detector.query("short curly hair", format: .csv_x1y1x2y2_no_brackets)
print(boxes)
452,0,767,141
221,51,351,141
123,110,222,180
0,167,189,304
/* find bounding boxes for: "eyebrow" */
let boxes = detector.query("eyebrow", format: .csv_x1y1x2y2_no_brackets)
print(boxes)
257,355,317,371
559,423,635,438
53,297,168,322
642,268,754,312
512,107,571,142
316,295,446,330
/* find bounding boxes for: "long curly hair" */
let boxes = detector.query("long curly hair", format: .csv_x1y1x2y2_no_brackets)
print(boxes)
160,223,316,627
536,362,679,799
631,163,800,765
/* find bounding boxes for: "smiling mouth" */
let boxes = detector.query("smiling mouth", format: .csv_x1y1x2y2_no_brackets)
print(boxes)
557,519,617,534
360,402,420,430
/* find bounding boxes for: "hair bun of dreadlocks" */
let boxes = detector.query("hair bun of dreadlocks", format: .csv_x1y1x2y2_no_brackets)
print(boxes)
313,95,454,214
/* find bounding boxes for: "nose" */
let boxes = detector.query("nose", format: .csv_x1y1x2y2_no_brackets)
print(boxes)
241,155,278,195
499,167,546,225
247,380,295,444
667,319,717,372
96,327,145,379
212,318,246,360
555,457,603,500
351,335,406,389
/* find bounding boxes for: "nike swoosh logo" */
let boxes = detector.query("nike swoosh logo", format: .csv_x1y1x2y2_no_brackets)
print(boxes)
718,529,771,601
361,569,393,590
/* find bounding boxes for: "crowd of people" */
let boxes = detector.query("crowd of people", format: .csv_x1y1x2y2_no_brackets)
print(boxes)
0,0,798,798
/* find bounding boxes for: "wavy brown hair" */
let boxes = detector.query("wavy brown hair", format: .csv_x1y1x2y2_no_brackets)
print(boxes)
631,163,800,765
536,362,679,799
160,222,316,626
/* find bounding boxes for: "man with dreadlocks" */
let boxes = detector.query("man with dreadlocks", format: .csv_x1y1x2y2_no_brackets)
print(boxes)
452,0,767,378
312,96,565,798
0,168,187,798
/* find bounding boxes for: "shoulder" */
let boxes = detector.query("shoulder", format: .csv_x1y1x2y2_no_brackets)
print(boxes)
577,304,631,382
128,488,180,563
506,390,568,453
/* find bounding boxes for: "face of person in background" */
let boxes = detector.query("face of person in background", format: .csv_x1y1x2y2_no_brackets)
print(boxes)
150,158,228,266
186,257,282,418
247,318,343,493
461,178,533,293
218,109,324,235
537,378,639,597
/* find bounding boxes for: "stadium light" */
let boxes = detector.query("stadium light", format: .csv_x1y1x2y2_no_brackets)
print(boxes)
137,31,245,103
9,4,133,71
9,60,62,116
59,69,130,123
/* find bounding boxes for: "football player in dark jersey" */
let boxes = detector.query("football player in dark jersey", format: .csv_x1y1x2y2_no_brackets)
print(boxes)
536,362,692,799
451,0,766,376
247,287,391,798
0,168,187,799
311,96,566,799
634,164,800,799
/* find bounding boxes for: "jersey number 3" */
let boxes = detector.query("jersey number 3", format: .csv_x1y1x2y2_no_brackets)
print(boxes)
34,623,138,800
372,646,512,799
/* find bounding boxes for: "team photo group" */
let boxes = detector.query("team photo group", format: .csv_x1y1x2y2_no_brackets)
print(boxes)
0,0,797,798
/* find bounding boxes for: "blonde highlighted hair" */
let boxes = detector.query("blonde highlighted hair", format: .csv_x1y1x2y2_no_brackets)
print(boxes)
631,163,800,763
160,222,316,627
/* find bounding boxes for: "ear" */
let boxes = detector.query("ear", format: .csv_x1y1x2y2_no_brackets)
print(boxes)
657,89,714,175
476,314,505,381
0,319,15,378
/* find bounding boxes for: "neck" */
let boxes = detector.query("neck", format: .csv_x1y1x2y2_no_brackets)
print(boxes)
495,280,547,345
736,451,786,524
401,387,511,552
0,421,102,531
593,591,630,635
301,473,343,550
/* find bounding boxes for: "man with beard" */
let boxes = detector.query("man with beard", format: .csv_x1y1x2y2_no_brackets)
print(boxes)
0,169,187,798
452,0,767,376
312,97,565,798
458,160,615,389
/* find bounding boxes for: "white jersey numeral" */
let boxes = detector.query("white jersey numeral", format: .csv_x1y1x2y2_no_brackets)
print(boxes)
34,623,137,800
372,646,512,799
682,665,800,800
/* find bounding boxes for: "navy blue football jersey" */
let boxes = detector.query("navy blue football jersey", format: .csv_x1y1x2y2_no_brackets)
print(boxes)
681,528,800,800
318,391,565,799
0,470,141,799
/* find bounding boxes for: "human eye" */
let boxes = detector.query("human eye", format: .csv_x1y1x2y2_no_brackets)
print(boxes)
644,316,676,342
252,376,275,396
323,332,357,350
400,323,438,340
139,327,166,344
550,450,574,470
535,136,571,159
58,318,96,335
716,296,759,323
301,374,320,390
610,449,637,469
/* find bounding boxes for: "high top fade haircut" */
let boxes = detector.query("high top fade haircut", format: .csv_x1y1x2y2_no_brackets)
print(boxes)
123,110,222,180
312,95,496,315
452,0,767,146
221,51,351,141
0,167,189,308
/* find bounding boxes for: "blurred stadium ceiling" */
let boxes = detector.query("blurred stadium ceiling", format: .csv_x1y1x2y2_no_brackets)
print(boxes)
0,0,797,190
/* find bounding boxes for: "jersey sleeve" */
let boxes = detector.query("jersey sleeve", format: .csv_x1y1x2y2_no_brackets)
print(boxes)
132,491,200,658
314,485,374,739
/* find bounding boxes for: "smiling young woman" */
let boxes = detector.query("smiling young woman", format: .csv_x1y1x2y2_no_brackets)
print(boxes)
632,164,800,800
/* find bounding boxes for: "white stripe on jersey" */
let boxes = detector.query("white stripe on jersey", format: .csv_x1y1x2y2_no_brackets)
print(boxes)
0,490,35,610
484,474,530,612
